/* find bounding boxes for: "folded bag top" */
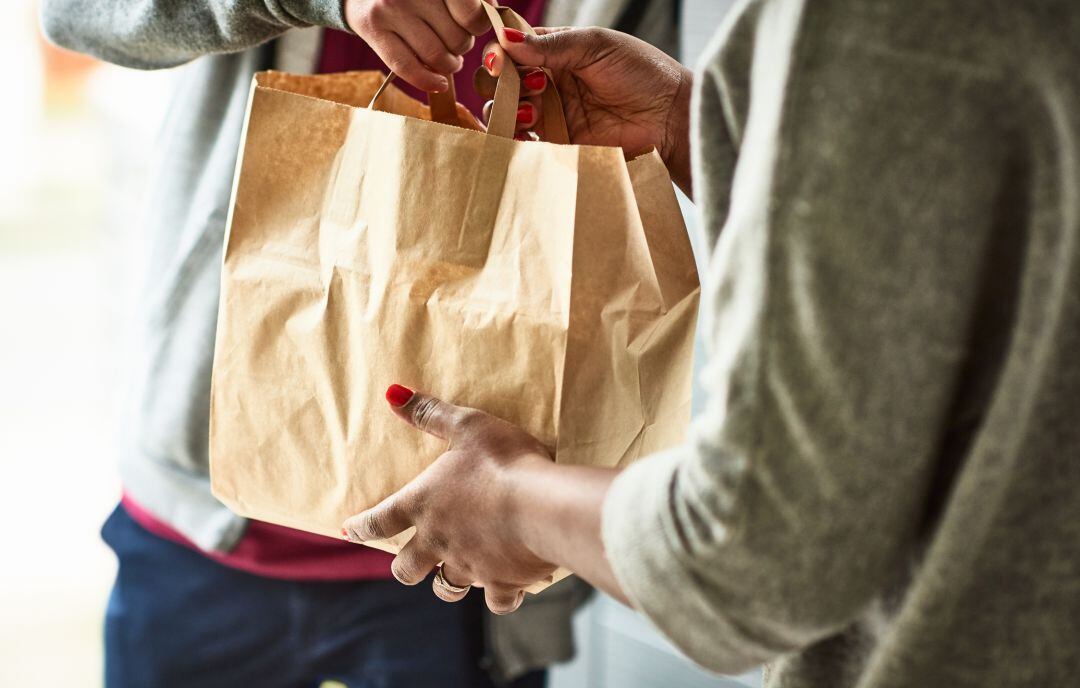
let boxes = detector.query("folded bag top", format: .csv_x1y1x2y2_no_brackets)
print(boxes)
209,5,700,594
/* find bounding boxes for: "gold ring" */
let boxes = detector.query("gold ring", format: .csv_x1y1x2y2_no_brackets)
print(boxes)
434,566,471,595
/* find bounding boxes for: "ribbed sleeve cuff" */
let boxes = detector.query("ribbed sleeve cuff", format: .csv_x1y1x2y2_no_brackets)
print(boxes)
281,0,350,32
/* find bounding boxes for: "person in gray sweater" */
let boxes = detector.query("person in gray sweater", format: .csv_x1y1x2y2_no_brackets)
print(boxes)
40,0,678,686
344,1,1080,687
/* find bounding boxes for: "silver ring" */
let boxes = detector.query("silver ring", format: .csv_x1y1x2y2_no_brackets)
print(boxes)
434,566,471,595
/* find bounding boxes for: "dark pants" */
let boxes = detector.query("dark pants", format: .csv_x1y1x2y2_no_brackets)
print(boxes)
102,505,546,688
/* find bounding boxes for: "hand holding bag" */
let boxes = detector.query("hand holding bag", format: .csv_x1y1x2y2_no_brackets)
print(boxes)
209,6,700,592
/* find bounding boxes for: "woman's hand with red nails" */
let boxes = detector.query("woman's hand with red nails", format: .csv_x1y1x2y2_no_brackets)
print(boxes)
474,59,545,134
478,26,695,195
342,387,559,615
344,0,492,93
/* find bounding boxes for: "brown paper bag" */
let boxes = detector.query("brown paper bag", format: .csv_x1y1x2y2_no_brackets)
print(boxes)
209,6,699,593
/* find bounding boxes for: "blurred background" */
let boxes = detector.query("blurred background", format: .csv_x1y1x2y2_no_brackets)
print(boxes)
1,1,171,684
0,1,756,686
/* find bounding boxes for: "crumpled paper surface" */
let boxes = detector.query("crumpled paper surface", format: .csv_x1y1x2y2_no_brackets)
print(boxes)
209,70,700,593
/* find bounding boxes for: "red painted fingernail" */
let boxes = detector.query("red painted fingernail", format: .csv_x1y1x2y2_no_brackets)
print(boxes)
341,528,349,539
503,28,526,43
517,103,534,124
484,51,496,71
386,384,414,407
523,71,546,91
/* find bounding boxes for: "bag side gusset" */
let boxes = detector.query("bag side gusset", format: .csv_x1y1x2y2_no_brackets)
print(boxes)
555,146,698,469
623,150,701,466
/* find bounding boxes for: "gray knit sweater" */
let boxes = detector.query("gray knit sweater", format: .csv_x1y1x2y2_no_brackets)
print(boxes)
603,0,1080,686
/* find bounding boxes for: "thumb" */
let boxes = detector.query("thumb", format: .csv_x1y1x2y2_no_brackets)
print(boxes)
496,26,589,72
384,384,475,441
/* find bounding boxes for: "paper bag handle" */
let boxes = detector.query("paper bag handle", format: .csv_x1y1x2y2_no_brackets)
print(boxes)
478,4,570,143
368,5,570,144
426,79,461,127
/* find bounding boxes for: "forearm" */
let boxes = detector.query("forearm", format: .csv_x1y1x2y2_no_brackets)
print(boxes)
40,0,347,69
508,458,629,604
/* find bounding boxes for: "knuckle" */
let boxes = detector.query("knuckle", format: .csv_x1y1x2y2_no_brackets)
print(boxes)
394,547,436,585
354,16,384,43
420,45,450,66
439,567,470,591
549,32,578,58
547,27,598,61
464,8,489,34
391,559,419,584
580,27,614,50
399,62,425,80
537,30,566,51
454,408,486,433
443,557,472,580
360,510,384,539
452,35,475,55
412,396,443,431
366,0,393,23
579,27,605,44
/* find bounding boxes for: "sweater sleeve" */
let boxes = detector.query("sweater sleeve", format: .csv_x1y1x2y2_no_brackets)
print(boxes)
601,0,1017,674
39,0,349,69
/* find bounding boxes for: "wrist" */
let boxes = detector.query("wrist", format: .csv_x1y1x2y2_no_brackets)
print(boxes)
663,65,695,197
501,453,562,565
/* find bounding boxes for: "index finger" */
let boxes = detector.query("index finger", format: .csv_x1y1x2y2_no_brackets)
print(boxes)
343,492,413,542
371,33,449,92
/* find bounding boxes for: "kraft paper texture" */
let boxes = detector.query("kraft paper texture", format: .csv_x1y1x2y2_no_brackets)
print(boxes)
209,65,700,594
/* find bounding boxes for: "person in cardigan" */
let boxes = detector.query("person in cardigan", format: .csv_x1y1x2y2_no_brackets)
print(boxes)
346,2,1080,687
40,0,679,686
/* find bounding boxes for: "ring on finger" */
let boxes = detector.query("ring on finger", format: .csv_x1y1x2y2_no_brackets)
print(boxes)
434,566,471,595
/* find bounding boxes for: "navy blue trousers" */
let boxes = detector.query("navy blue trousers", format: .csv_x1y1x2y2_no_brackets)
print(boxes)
102,505,546,688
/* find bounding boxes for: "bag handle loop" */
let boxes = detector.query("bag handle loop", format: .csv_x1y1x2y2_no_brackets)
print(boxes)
368,5,570,144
